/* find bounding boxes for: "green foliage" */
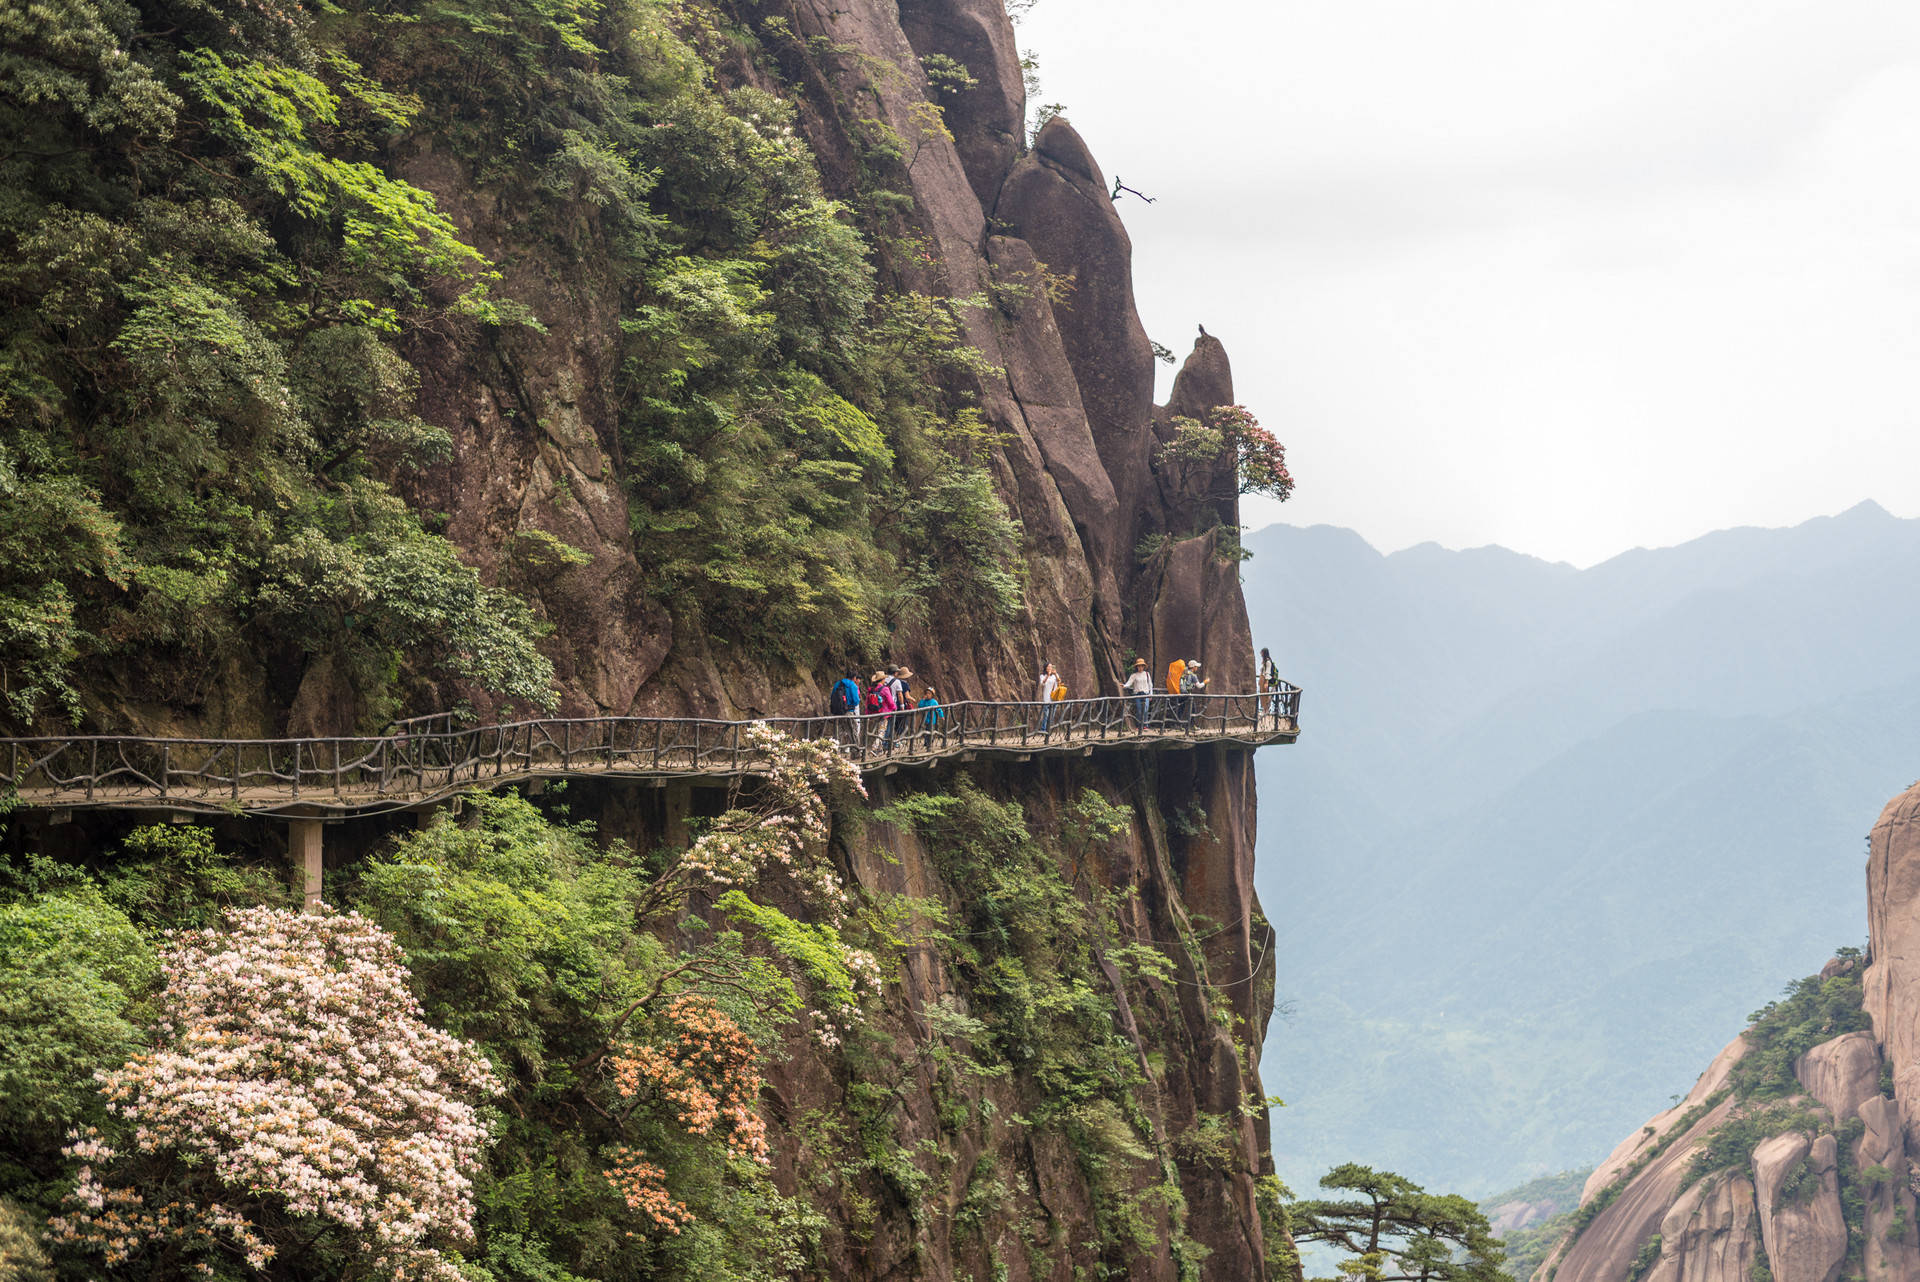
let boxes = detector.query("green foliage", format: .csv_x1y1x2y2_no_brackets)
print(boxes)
1729,953,1871,1100
874,780,1194,1273
1288,1163,1507,1282
0,0,558,728
897,466,1026,624
1628,1233,1663,1282
0,892,154,1150
1259,1174,1305,1282
0,1197,54,1282
349,791,817,1282
98,823,289,930
713,891,845,1013
1681,1104,1824,1189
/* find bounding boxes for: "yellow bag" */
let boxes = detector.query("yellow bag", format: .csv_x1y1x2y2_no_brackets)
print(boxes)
1051,685,1067,701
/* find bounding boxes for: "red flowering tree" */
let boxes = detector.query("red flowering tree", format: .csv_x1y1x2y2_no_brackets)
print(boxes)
47,907,499,1281
1155,404,1294,502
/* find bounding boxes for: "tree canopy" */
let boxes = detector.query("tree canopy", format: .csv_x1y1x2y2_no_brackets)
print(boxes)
1290,1163,1507,1282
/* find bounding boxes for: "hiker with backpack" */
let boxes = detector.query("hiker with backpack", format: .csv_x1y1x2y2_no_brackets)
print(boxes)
865,671,897,748
1036,663,1061,734
888,665,914,745
829,668,862,744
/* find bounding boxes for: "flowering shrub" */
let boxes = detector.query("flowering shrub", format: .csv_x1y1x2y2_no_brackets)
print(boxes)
676,723,866,918
604,995,770,1233
47,907,499,1281
1155,404,1294,502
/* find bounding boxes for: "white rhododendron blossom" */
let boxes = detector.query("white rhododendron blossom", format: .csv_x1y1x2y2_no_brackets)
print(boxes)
680,724,866,916
48,907,499,1281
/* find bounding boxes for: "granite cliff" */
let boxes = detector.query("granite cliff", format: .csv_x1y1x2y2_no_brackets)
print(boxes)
1535,781,1920,1282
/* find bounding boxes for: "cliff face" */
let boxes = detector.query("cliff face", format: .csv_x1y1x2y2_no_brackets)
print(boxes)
399,7,1285,1268
1538,782,1920,1282
379,0,1256,726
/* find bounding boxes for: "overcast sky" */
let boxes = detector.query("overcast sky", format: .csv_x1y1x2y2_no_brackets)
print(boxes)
1015,0,1920,566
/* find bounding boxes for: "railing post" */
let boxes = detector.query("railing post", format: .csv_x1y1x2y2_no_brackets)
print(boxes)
159,743,169,799
87,741,96,801
333,741,342,796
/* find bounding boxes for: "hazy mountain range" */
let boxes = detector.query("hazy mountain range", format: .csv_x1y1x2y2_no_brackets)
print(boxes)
1246,500,1920,1197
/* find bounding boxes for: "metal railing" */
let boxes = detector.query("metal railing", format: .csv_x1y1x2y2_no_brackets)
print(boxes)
1,687,1300,815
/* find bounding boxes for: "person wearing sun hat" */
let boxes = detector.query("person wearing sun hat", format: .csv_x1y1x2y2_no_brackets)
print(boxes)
1117,658,1153,729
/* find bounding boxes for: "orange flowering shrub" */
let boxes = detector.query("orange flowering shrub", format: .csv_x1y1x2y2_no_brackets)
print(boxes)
603,995,770,1235
602,1150,694,1235
611,995,769,1163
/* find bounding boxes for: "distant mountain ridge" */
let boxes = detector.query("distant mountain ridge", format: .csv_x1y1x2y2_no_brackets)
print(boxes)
1246,502,1920,1196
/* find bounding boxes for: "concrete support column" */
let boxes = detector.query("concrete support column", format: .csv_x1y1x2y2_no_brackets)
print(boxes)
662,781,692,851
288,817,324,912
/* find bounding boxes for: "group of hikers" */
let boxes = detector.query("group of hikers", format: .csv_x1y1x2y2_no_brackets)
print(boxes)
824,648,1288,750
826,665,945,749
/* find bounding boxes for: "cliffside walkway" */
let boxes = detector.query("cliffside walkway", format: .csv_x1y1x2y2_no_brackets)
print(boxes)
2,689,1301,819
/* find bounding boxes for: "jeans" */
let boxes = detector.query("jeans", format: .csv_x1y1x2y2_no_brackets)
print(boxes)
1039,702,1055,732
1129,694,1149,727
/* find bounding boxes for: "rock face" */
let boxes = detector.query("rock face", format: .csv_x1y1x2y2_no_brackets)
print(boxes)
1541,781,1920,1282
1642,1173,1758,1282
62,1,1286,1274
1866,783,1920,1137
1751,1132,1846,1282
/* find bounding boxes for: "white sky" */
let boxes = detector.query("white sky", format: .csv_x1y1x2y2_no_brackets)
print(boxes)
1015,0,1920,567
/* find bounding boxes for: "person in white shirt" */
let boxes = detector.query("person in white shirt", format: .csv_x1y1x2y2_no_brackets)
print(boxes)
1117,657,1153,729
1036,663,1061,733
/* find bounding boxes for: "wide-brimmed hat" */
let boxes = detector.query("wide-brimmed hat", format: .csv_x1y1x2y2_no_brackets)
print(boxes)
1133,658,1147,668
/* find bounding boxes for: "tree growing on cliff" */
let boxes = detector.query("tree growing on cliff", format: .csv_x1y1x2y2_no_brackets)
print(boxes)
1155,404,1295,504
1289,1163,1507,1282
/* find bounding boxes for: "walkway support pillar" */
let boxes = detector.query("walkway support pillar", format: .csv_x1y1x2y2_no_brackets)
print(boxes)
288,817,323,912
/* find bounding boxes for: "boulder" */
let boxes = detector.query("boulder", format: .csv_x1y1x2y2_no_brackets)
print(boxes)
1752,1132,1846,1282
1792,1031,1882,1124
1642,1174,1758,1282
1866,783,1920,1141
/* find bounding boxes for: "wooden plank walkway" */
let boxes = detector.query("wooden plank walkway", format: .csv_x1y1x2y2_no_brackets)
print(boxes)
1,690,1300,818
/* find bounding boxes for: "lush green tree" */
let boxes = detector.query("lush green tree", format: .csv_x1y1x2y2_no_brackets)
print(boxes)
349,742,864,1282
0,892,155,1151
1290,1164,1507,1282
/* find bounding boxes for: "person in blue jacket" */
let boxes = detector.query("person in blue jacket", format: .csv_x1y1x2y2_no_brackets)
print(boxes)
916,685,945,747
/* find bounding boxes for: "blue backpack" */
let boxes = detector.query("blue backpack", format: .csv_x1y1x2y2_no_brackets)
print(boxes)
830,677,861,714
